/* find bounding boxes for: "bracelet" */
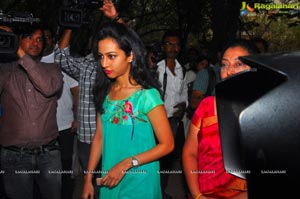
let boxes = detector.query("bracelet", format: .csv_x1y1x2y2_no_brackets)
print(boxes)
112,14,121,22
194,193,203,199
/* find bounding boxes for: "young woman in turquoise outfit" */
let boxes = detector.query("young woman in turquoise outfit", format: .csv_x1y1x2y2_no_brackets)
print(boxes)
81,22,174,199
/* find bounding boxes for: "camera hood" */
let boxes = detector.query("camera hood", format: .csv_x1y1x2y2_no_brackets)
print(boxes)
216,51,300,198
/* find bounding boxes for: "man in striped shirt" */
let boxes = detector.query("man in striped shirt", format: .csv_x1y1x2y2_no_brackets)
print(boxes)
54,1,123,198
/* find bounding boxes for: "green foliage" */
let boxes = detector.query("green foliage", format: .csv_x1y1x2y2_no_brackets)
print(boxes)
123,0,179,45
2,0,300,55
266,16,300,52
240,12,300,52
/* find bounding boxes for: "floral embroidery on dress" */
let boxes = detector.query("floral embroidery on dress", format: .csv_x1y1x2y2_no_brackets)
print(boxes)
124,100,133,114
112,116,119,124
108,89,147,140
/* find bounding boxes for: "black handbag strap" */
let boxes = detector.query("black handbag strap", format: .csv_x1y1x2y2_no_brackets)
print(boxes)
162,63,167,101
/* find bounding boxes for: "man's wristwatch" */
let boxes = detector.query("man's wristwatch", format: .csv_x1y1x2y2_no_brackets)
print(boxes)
131,156,139,167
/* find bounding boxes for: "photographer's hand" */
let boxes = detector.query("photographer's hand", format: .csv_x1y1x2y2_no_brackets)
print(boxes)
58,29,72,49
100,0,123,23
17,47,25,58
0,26,13,32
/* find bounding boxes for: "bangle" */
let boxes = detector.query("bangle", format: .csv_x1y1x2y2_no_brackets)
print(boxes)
112,14,121,22
194,193,203,199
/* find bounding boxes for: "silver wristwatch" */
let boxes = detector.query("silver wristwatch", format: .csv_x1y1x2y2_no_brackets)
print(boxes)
131,156,139,167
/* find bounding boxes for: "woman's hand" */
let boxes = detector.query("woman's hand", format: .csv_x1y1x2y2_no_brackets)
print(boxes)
81,174,94,199
230,192,248,199
98,158,131,188
200,196,216,199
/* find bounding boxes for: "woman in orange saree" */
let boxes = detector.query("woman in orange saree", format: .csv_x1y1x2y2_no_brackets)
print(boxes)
182,39,258,199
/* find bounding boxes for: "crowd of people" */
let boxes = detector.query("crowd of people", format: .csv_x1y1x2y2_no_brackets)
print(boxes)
0,0,271,199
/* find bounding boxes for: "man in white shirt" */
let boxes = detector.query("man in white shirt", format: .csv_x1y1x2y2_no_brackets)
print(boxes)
156,30,188,198
157,30,188,130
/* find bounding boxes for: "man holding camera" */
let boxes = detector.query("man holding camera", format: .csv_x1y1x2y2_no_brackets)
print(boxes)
0,24,63,199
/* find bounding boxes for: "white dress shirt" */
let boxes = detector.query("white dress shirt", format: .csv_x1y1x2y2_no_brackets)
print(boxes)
156,59,188,118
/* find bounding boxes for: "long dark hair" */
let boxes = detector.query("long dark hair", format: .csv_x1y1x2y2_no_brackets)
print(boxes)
92,22,161,114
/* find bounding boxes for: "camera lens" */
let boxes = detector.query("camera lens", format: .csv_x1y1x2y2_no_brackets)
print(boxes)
0,32,18,53
0,34,12,48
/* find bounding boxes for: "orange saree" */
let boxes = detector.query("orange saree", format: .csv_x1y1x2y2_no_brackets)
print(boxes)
191,96,247,198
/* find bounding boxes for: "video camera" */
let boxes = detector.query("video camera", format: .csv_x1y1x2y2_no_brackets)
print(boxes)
0,10,40,56
59,0,104,28
0,30,18,54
